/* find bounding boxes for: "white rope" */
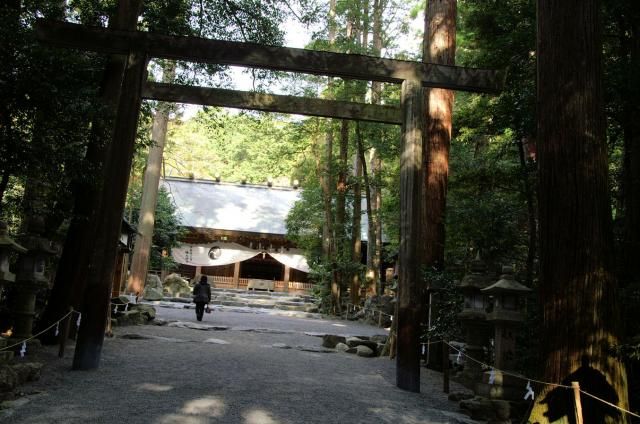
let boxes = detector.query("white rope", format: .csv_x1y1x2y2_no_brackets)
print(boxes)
0,310,77,352
443,341,640,419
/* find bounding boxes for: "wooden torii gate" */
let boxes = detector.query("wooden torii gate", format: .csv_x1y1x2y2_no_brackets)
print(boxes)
35,19,501,392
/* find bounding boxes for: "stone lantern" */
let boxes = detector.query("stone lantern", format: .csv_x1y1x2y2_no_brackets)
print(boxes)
11,216,56,343
457,254,492,388
0,221,27,288
0,221,27,361
476,265,531,400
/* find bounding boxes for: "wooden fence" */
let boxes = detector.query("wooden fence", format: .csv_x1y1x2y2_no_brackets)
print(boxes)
208,275,313,295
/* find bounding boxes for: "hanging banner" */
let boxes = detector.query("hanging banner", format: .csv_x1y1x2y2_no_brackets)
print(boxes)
172,242,259,267
172,243,309,273
270,250,310,273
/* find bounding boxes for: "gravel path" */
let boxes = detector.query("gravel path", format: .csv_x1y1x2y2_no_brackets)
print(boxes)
4,305,477,424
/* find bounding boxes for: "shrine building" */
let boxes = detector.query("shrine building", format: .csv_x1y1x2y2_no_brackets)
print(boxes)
162,176,313,294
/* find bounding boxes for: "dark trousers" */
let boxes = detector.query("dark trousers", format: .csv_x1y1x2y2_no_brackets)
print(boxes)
195,302,206,321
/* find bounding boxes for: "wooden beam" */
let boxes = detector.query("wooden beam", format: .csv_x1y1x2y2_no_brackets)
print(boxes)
34,20,503,93
396,78,425,392
142,83,402,125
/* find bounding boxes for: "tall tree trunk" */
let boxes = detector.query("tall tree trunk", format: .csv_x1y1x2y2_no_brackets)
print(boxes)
620,16,640,289
351,128,363,305
517,137,537,286
37,0,143,344
333,119,349,308
127,61,176,295
365,0,384,297
530,1,629,421
422,0,456,272
357,138,374,298
421,0,456,371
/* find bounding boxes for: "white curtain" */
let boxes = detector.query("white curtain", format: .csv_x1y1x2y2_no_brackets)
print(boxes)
172,242,259,267
172,243,310,273
270,249,310,273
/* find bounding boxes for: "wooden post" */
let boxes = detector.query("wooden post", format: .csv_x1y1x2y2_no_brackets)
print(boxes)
442,341,450,393
572,381,584,424
396,78,425,392
112,251,125,297
233,262,240,288
72,51,147,370
283,265,290,293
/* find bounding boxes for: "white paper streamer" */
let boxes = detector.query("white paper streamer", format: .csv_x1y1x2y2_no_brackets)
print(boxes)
421,344,426,355
54,322,59,337
76,313,81,328
524,380,535,400
488,369,496,385
19,342,26,358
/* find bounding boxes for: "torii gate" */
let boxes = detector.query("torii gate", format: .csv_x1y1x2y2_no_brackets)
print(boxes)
35,19,501,392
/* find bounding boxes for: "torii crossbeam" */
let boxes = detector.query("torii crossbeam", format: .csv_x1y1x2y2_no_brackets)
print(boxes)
34,19,501,393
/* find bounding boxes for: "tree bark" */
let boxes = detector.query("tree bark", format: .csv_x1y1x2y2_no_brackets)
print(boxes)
620,15,640,289
517,137,537,286
333,119,349,302
127,61,176,295
351,129,362,305
530,0,629,421
422,0,456,272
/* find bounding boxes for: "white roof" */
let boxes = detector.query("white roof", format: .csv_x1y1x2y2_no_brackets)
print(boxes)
161,178,300,235
161,177,376,241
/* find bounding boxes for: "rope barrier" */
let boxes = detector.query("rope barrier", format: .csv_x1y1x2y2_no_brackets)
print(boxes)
345,303,393,319
442,341,640,419
0,309,77,352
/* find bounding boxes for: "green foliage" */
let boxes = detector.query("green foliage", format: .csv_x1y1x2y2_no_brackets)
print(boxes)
165,109,308,185
421,269,462,341
128,186,184,270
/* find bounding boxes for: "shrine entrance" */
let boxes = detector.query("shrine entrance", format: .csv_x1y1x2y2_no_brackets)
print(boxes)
34,18,500,392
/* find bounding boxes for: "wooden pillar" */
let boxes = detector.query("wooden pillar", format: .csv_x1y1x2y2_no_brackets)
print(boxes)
72,51,147,370
283,265,290,293
112,251,125,297
396,78,425,392
195,265,202,278
233,262,240,288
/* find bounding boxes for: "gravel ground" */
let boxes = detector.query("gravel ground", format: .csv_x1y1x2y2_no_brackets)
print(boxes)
4,305,477,424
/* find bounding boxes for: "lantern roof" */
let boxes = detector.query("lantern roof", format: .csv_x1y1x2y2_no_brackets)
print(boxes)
0,221,27,253
459,252,491,289
481,266,531,294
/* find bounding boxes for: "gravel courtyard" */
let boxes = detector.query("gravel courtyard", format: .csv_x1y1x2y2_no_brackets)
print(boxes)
4,304,477,424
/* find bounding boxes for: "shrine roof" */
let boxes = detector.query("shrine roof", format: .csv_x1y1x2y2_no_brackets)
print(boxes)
161,177,300,236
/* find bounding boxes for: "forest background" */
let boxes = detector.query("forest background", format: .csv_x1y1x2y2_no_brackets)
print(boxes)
0,0,638,416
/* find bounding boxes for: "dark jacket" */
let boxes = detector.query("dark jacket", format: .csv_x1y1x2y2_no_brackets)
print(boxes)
193,282,211,303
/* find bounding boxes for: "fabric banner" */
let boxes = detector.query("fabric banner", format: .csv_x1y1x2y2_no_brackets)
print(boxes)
172,242,258,267
172,243,310,273
270,250,310,273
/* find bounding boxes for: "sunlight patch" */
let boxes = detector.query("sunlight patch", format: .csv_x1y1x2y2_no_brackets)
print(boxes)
243,409,280,424
331,324,346,327
135,383,174,392
181,396,226,417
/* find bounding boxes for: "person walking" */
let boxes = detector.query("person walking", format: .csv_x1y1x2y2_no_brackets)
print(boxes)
193,275,212,321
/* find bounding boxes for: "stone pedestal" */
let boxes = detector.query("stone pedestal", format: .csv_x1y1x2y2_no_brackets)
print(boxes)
475,370,527,401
